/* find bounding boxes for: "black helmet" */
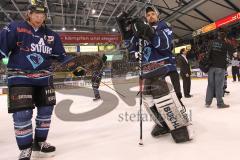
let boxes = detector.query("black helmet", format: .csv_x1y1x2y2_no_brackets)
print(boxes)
28,0,47,14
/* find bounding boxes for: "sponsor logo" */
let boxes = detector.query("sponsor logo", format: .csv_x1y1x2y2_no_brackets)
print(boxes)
15,129,32,136
32,34,40,38
143,61,165,72
45,88,55,95
48,96,56,102
17,27,33,35
164,106,181,129
31,38,52,54
20,47,31,52
11,94,32,101
40,122,50,128
26,73,49,78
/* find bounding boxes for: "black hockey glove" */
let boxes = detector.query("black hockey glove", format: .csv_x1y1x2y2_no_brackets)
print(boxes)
102,54,107,63
116,12,134,40
72,67,86,77
132,18,154,42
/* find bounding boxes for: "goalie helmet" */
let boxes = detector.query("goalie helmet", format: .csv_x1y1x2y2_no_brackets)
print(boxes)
28,0,47,14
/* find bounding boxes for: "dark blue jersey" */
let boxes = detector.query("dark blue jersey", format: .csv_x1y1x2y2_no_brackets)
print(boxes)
125,20,176,78
0,21,70,86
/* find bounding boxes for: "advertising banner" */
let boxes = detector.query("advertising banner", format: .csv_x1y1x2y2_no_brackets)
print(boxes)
60,33,122,44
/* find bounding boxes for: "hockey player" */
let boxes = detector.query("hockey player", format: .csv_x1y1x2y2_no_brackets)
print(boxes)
116,6,193,142
89,54,107,101
0,0,72,159
71,54,107,101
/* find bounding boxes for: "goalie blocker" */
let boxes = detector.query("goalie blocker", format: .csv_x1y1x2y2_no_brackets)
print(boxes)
143,78,193,143
115,12,154,43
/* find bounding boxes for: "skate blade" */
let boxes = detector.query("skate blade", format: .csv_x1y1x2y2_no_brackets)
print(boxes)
31,151,55,159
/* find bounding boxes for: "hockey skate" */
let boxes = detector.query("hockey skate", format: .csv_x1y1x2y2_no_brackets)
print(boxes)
93,96,101,101
224,90,230,95
18,148,32,160
32,141,55,158
217,104,230,109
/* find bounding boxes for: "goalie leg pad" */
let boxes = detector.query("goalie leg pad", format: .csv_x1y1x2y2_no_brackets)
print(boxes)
143,78,163,125
154,94,186,130
143,95,160,125
171,125,194,143
152,80,193,142
8,86,35,113
143,78,170,135
143,95,170,135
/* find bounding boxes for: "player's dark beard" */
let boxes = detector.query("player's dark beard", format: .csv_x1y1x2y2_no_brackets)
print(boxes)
149,21,157,26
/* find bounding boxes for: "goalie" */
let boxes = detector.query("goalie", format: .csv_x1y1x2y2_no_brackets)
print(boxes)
116,6,193,143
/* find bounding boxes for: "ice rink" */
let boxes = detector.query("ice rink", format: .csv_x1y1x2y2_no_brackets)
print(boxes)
1,77,240,160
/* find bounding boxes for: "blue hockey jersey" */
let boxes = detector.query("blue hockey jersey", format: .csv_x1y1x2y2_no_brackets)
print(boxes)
126,20,176,78
0,21,70,86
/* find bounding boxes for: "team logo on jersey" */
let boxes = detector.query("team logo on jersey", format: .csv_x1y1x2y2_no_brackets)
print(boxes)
26,53,44,69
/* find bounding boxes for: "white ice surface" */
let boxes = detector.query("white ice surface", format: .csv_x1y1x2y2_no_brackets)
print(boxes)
0,78,240,160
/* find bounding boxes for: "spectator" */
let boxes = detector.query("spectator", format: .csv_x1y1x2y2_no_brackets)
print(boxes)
205,31,231,108
231,51,240,82
177,48,192,98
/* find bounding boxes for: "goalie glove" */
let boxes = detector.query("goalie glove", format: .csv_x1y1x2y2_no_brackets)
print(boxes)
102,54,107,63
132,18,154,42
116,11,134,40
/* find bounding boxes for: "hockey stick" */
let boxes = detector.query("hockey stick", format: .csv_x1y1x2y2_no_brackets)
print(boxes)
138,38,144,146
100,81,126,98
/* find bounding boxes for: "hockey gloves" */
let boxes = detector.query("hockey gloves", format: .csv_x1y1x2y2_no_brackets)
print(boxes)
72,67,86,77
116,12,134,40
132,18,154,42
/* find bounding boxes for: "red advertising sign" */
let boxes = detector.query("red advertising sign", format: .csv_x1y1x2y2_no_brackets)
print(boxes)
59,33,122,44
201,23,216,33
215,12,240,28
193,12,240,36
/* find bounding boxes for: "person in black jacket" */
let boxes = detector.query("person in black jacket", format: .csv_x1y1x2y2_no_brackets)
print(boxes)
205,31,231,108
177,48,192,98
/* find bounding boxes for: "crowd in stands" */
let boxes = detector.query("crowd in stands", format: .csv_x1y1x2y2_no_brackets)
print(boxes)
0,26,240,82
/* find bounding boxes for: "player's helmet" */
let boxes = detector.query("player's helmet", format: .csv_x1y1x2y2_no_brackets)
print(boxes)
28,0,47,14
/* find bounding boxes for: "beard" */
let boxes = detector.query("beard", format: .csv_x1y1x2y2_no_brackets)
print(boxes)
149,21,158,26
